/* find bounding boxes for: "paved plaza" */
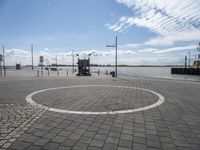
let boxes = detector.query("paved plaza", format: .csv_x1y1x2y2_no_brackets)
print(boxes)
0,74,200,150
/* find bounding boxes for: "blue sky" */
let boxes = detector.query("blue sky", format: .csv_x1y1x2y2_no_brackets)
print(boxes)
0,0,200,65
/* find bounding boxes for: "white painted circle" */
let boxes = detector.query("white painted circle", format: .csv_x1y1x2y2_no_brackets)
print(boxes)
26,85,165,115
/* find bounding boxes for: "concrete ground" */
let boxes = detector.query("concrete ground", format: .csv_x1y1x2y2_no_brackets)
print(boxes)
0,72,200,150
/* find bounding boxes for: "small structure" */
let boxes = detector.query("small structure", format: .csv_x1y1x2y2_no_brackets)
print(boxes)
16,63,21,70
193,60,200,68
77,59,91,76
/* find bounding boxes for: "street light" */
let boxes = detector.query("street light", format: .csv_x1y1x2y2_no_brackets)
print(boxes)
75,54,79,74
188,52,191,68
197,42,200,52
88,53,92,74
106,36,118,78
193,54,197,61
72,50,74,74
184,56,187,68
197,42,200,68
2,45,6,76
31,44,34,70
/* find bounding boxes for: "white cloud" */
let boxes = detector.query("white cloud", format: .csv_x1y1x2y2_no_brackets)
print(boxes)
3,48,137,66
5,48,31,58
138,45,196,54
155,45,196,53
108,0,200,45
119,43,139,49
139,48,157,53
145,29,200,46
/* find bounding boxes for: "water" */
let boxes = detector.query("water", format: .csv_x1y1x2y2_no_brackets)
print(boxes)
4,66,200,82
90,66,200,82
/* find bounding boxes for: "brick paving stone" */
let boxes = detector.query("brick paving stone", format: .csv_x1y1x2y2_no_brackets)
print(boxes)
68,133,82,140
147,138,161,148
73,142,88,150
9,141,31,150
27,145,42,150
120,134,133,141
33,130,46,137
97,129,109,135
118,139,132,148
57,146,72,150
94,134,107,141
43,142,59,150
89,139,104,147
83,131,96,138
59,130,72,137
134,131,146,138
133,137,146,144
133,143,147,150
174,140,190,147
52,136,66,143
87,146,101,150
1,75,200,150
117,147,131,150
79,136,93,144
34,138,49,146
161,143,176,150
106,137,119,144
103,143,117,150
62,139,77,147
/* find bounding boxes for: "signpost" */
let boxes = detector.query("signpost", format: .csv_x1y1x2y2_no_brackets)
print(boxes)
106,36,118,78
197,42,200,68
2,45,6,76
39,56,44,76
0,54,2,77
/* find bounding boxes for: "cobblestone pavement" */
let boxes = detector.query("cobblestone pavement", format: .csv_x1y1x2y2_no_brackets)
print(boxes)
0,75,200,150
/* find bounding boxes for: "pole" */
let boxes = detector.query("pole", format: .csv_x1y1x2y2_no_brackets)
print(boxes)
188,52,191,68
88,54,91,75
31,44,34,70
115,36,117,78
2,45,6,76
72,50,74,74
185,56,187,68
194,54,197,61
56,55,58,71
0,61,2,77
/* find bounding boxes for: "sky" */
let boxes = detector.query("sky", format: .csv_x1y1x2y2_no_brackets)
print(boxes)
0,0,200,66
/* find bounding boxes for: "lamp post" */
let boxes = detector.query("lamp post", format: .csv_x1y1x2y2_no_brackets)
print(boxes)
185,56,187,68
2,45,6,76
75,54,79,75
106,36,118,78
31,44,34,70
72,50,74,74
188,52,191,68
197,42,200,68
193,54,197,61
88,53,92,74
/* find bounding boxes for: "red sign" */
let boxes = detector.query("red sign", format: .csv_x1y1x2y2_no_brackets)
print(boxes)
0,54,2,62
39,56,44,63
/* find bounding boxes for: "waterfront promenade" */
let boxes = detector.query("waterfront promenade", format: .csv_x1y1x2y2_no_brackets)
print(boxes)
0,72,200,150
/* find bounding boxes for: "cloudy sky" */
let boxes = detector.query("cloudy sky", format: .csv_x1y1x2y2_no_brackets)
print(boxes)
0,0,200,66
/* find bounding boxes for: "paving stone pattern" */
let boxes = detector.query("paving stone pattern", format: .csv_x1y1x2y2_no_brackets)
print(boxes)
0,75,200,150
0,103,46,149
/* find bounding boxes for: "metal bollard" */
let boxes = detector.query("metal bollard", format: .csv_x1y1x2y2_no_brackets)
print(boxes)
37,70,39,77
57,70,59,76
48,69,50,76
41,67,43,76
106,70,108,75
66,70,68,76
98,69,100,76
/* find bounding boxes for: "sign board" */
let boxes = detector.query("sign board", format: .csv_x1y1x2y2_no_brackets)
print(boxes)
0,54,2,62
39,56,44,63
